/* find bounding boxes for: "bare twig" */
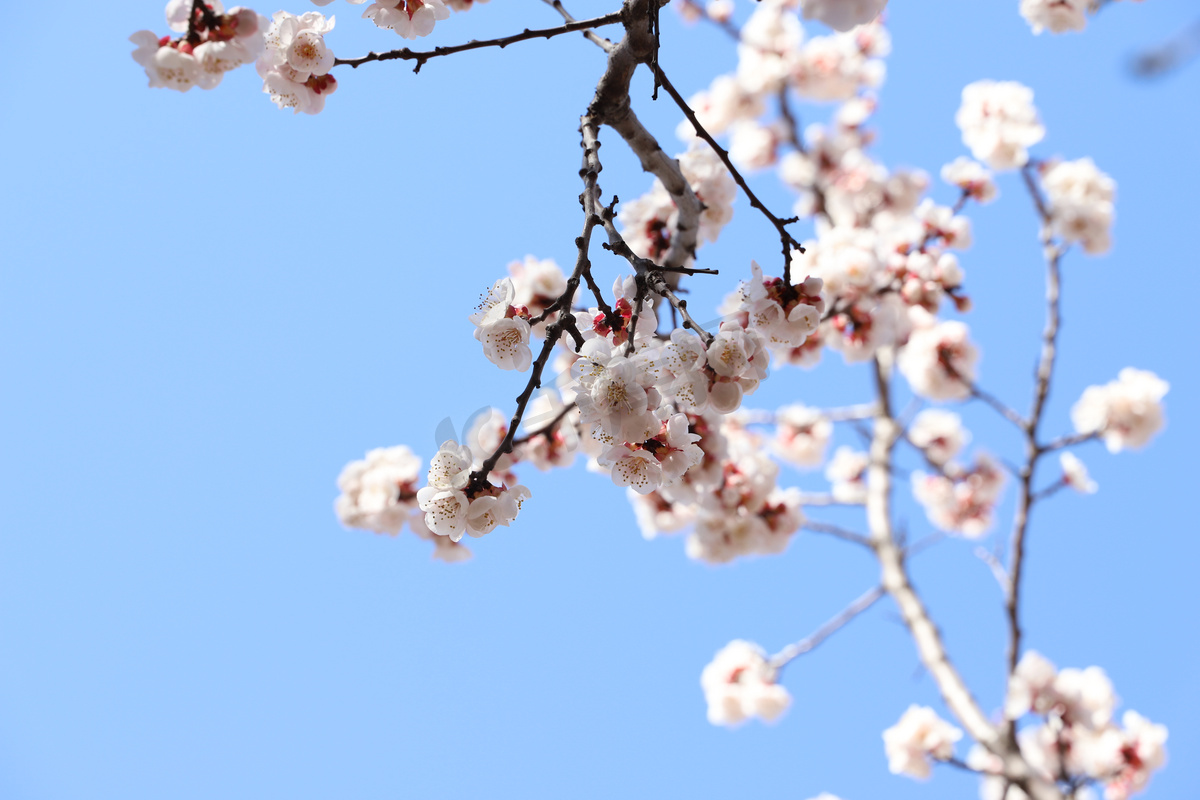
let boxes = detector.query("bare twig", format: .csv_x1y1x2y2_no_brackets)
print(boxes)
802,521,872,549
542,0,617,51
651,64,806,284
770,585,885,670
334,13,625,71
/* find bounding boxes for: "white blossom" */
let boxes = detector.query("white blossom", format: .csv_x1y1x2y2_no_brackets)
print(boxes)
1020,0,1088,35
1071,368,1169,453
800,0,888,32
941,156,998,204
1043,158,1116,255
700,640,791,726
826,446,868,504
257,11,338,114
898,319,979,401
1060,452,1097,493
882,705,962,779
360,0,451,39
908,409,969,464
334,445,422,534
772,404,832,468
913,454,1005,537
956,80,1045,171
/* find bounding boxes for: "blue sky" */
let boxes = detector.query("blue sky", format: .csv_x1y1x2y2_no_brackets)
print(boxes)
1,1,1197,799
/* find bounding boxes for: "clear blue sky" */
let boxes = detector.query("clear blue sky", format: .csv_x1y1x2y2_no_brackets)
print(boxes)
2,2,1197,798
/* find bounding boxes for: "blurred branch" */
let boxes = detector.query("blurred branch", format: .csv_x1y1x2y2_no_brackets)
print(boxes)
1130,18,1200,79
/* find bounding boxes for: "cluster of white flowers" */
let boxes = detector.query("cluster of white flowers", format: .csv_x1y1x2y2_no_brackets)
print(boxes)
882,705,963,779
992,652,1169,800
825,446,868,504
907,409,969,465
730,261,825,358
470,277,534,371
335,445,470,561
941,156,999,204
507,255,573,335
799,0,888,32
897,317,979,401
257,11,338,114
623,411,804,564
415,440,531,542
1071,368,1169,453
1042,157,1117,255
912,453,1005,537
700,640,791,726
771,404,832,467
1019,0,1143,36
312,0,463,40
335,445,422,534
956,80,1046,171
131,1,266,92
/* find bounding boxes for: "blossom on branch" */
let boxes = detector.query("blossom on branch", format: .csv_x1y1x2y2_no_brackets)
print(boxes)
131,2,266,92
335,445,423,534
956,80,1045,171
1042,157,1116,255
897,317,980,401
257,11,338,114
700,640,791,726
1071,368,1169,453
882,704,962,779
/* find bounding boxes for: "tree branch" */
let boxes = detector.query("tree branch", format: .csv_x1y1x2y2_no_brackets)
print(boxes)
770,585,885,670
333,13,625,71
541,0,617,52
651,63,806,284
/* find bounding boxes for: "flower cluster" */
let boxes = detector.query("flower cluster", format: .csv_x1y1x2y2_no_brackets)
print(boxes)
313,0,456,41
335,445,470,561
897,317,979,401
882,705,963,779
1071,368,1169,453
912,453,1005,537
988,652,1170,800
907,409,969,465
415,440,531,542
799,0,889,33
771,404,833,467
1042,157,1117,255
1018,0,1143,36
470,277,535,371
257,11,338,114
956,80,1046,171
700,640,791,726
131,1,265,92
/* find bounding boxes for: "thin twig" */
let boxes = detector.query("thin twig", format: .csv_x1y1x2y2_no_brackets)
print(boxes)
651,64,806,285
770,585,885,670
542,0,617,51
802,521,872,548
333,13,625,71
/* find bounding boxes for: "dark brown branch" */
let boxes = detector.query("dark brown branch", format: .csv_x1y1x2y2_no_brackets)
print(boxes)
599,213,715,343
333,12,625,71
652,63,806,285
